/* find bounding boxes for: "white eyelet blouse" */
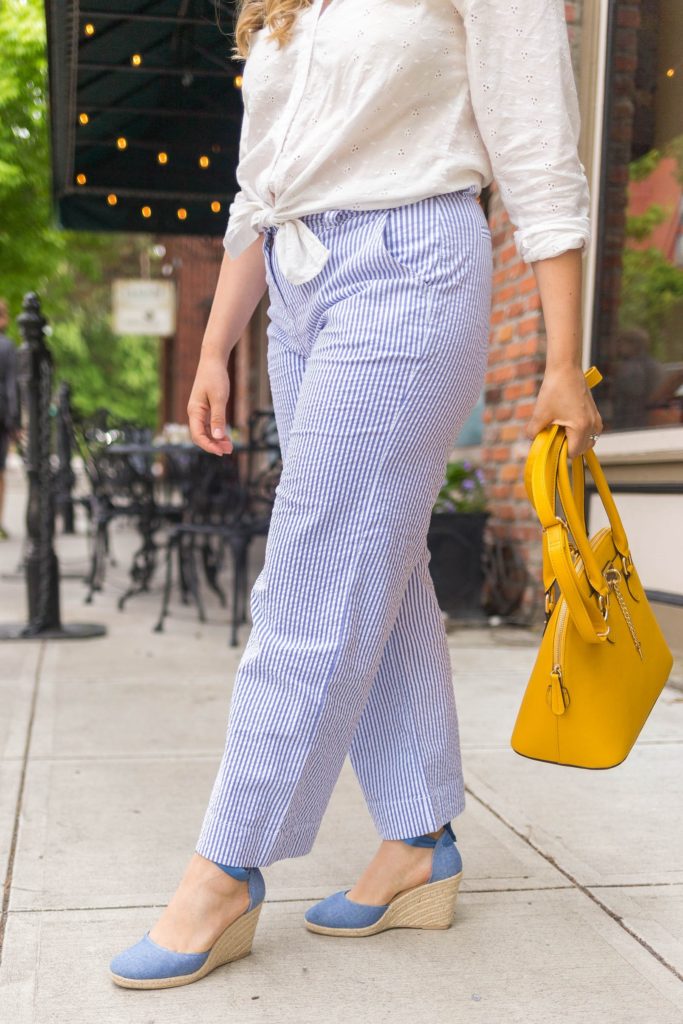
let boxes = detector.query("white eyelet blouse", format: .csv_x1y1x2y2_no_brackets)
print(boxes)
223,0,592,285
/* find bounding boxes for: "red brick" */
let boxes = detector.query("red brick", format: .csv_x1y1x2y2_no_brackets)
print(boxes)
500,425,521,443
488,364,517,384
518,316,540,337
516,401,536,418
494,404,514,421
502,383,522,402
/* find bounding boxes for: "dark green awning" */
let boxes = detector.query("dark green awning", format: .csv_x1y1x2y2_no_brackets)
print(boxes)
44,0,243,236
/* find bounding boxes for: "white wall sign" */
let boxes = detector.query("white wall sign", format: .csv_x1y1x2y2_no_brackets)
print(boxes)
112,279,176,336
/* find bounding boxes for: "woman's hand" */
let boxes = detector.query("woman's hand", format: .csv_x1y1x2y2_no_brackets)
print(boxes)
185,239,268,456
524,363,603,459
187,353,234,456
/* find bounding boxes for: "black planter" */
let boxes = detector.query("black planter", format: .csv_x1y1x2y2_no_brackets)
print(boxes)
426,511,490,619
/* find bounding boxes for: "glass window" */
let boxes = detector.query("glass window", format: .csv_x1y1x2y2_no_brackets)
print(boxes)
591,0,683,432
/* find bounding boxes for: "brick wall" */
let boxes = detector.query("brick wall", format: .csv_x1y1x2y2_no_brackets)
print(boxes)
160,235,223,426
479,0,587,624
159,234,261,437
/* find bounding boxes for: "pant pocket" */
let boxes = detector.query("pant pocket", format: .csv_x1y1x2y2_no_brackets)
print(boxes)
264,231,291,309
375,199,447,287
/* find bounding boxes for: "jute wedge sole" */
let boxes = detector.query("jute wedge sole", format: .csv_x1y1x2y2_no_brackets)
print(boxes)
110,902,263,990
304,870,463,937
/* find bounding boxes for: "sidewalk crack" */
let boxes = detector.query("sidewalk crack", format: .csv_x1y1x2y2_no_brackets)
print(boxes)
464,782,683,985
0,641,46,966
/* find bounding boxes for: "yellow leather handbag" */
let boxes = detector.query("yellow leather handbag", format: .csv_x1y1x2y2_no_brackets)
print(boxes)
510,366,674,769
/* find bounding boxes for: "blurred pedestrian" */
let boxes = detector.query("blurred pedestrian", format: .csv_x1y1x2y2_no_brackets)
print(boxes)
0,298,21,540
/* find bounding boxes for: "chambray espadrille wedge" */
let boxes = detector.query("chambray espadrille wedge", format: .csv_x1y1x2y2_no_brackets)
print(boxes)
109,865,265,989
304,822,463,937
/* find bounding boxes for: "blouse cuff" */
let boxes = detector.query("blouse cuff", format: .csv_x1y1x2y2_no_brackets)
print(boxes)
514,218,591,264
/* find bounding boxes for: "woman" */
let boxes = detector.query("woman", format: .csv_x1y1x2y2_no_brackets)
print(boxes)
110,0,602,989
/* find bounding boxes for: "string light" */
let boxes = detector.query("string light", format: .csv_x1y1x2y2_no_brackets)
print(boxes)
177,208,188,220
78,112,89,125
666,67,675,78
141,206,152,218
211,201,221,213
157,151,169,164
107,194,118,206
116,136,128,150
84,23,95,36
76,173,87,185
199,155,210,168
233,75,243,88
131,53,143,67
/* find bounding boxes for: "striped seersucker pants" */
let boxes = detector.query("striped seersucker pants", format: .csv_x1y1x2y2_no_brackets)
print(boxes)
195,186,492,867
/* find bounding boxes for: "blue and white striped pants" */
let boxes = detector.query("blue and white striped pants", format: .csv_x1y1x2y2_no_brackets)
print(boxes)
195,187,492,867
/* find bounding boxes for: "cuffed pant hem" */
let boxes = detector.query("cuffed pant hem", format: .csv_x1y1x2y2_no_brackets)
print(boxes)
195,815,322,869
364,781,467,840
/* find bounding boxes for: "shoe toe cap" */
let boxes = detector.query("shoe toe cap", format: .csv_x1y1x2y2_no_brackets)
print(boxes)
110,934,209,981
305,890,388,929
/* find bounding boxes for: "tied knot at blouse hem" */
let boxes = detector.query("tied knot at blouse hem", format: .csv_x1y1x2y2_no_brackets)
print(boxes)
227,198,332,285
224,0,592,285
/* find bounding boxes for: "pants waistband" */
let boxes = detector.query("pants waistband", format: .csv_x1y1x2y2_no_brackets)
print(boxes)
264,186,480,238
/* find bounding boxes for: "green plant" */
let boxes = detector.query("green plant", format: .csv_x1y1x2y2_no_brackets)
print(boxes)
433,459,488,514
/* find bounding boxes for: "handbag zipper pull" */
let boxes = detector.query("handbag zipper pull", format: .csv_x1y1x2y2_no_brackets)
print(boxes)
548,666,568,716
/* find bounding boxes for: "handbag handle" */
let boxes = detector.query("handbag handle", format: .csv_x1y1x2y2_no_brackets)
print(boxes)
524,366,633,644
526,427,609,643
523,366,595,601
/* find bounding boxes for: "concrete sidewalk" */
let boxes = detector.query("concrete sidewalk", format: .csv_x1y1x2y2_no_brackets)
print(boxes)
1,459,682,1023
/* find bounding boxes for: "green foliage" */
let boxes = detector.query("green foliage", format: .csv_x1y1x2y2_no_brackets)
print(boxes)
619,247,683,360
625,203,670,242
0,0,159,426
433,460,488,514
50,316,159,427
628,148,662,183
664,135,683,187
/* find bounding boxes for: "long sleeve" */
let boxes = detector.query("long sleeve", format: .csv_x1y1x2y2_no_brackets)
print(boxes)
453,0,591,263
223,102,261,259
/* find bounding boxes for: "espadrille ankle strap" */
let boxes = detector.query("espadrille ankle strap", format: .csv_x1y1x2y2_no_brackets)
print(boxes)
401,821,456,847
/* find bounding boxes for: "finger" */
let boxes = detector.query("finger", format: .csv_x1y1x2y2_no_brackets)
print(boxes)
526,412,562,440
565,425,586,460
525,414,547,439
187,403,230,456
208,401,233,454
568,434,596,460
